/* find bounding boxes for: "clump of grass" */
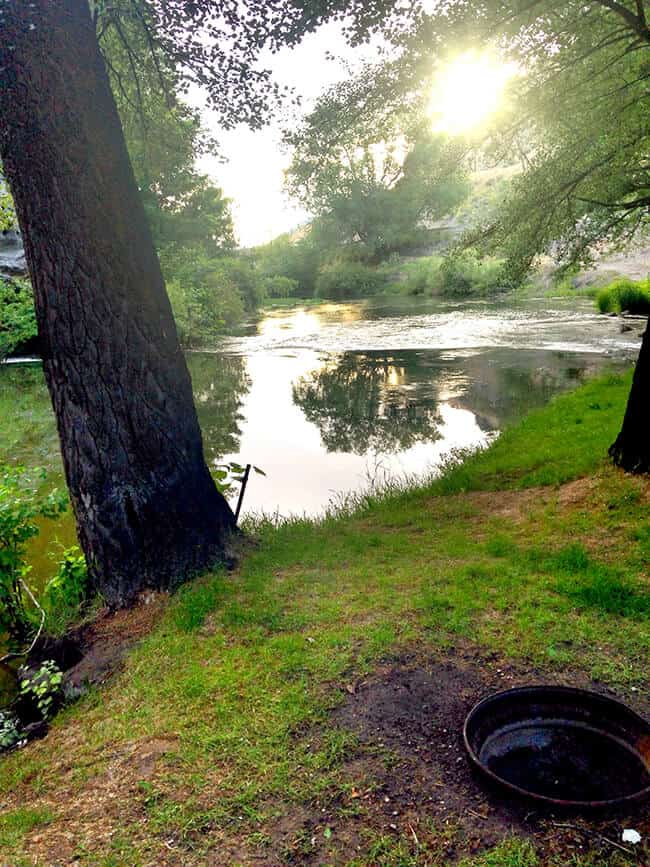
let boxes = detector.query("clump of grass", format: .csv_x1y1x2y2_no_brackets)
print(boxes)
531,543,650,617
460,838,539,867
0,807,53,851
596,277,650,314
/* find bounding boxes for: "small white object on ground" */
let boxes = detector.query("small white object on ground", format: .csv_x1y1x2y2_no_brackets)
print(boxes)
622,829,641,845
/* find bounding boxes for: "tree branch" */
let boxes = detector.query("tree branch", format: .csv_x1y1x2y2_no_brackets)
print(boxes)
597,0,650,42
0,580,46,665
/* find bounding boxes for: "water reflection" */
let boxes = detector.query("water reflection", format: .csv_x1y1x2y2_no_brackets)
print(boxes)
293,353,442,454
289,347,613,459
189,354,251,468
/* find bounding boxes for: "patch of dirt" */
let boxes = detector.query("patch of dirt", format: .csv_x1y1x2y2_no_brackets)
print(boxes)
557,477,598,508
17,644,650,865
466,476,604,521
261,646,650,865
426,487,553,526
24,733,184,865
65,591,168,692
630,473,650,505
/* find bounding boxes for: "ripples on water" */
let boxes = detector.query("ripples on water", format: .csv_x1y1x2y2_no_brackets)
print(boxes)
222,296,636,356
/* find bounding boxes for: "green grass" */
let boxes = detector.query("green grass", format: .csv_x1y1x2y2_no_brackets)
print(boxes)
346,836,542,867
0,371,648,864
0,806,53,855
460,840,539,867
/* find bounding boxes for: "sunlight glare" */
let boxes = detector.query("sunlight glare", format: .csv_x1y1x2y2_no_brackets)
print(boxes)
429,51,516,135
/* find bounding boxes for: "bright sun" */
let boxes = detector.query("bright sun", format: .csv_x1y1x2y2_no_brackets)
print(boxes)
429,51,516,135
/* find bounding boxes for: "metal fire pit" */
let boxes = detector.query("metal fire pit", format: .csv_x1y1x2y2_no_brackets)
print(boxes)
463,685,650,809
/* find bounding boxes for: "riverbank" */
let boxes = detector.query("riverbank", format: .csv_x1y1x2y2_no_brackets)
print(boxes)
0,371,648,865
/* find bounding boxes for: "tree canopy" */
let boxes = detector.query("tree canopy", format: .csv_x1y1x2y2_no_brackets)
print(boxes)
280,1,650,276
286,98,469,261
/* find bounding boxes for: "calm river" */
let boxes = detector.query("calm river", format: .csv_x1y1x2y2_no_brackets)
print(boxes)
0,293,642,557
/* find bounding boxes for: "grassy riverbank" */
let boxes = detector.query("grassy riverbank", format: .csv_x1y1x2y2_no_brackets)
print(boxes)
1,371,649,865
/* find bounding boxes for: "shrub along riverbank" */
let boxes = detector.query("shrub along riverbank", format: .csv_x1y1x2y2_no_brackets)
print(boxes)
596,277,650,316
0,371,648,865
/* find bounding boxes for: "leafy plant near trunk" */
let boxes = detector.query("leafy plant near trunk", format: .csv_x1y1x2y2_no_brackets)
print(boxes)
0,711,20,750
42,547,91,637
0,176,15,230
0,466,67,647
18,660,63,720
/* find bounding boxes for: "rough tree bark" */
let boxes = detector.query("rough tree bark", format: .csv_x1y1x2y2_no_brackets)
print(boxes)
0,0,236,606
609,319,650,474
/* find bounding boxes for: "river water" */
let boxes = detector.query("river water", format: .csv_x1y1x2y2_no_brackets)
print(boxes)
202,294,639,514
1,294,641,523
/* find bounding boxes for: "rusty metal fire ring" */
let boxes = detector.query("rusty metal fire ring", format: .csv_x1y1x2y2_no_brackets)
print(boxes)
463,685,650,809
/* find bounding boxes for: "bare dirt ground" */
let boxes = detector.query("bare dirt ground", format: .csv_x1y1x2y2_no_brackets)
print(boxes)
255,646,650,865
64,591,168,692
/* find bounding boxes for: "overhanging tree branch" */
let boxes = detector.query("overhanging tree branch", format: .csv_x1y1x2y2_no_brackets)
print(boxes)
597,0,650,42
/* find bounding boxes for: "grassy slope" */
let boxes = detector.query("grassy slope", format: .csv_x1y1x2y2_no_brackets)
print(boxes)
1,371,649,865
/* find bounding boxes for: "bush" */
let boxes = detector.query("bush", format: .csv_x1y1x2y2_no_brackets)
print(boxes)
43,547,90,636
596,277,650,314
167,276,245,347
250,233,321,297
216,257,265,312
438,249,509,297
402,250,509,297
0,277,37,360
403,256,444,295
0,466,94,647
315,261,385,300
0,711,20,750
262,275,300,298
18,660,63,720
161,248,265,346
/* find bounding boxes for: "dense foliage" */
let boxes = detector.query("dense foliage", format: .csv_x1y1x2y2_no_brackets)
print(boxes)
315,260,387,299
101,19,236,257
162,251,265,346
402,249,510,298
0,278,37,360
286,108,469,263
596,278,650,315
249,233,322,297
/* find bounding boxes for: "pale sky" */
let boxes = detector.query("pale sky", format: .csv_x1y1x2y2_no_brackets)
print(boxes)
193,23,381,248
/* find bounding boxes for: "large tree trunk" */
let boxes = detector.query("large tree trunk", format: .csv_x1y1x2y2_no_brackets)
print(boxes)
0,0,236,606
609,319,650,473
